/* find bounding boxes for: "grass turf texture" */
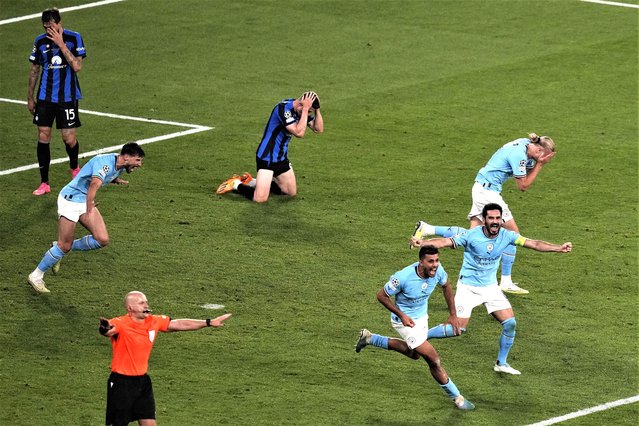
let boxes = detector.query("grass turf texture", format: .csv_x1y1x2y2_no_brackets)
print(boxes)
0,0,637,424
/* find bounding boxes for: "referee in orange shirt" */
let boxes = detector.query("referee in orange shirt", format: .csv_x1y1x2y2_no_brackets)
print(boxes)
99,291,231,426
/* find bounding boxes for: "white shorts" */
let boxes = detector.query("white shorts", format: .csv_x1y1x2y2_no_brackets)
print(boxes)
454,282,512,318
391,315,429,350
57,194,86,222
467,182,514,223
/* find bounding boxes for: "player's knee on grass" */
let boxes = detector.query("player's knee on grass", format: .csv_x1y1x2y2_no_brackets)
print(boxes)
94,235,110,247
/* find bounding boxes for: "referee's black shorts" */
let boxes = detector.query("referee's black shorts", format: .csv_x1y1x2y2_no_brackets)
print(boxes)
106,372,155,426
256,156,292,177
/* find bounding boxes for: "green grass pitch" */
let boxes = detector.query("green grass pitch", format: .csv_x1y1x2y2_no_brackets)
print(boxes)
0,1,637,424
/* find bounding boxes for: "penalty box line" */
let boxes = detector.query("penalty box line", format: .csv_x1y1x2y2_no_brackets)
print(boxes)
0,98,213,176
526,395,639,426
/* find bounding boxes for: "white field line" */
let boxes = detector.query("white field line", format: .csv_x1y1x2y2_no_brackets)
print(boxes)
0,0,126,26
526,395,639,426
581,0,639,8
0,98,213,176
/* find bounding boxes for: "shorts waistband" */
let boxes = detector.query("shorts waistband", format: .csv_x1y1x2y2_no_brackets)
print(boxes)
476,181,492,189
109,371,149,380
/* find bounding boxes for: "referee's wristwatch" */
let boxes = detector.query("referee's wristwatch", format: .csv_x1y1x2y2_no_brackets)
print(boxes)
205,318,212,327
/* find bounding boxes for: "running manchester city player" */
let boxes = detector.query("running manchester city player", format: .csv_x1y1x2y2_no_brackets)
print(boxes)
216,91,324,202
355,245,474,411
27,143,145,294
411,203,572,375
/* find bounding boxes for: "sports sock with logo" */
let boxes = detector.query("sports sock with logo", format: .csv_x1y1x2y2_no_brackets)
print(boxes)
37,141,50,183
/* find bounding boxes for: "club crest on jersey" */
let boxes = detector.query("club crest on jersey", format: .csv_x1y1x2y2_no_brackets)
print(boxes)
148,330,156,342
51,56,62,65
486,243,494,253
422,283,428,290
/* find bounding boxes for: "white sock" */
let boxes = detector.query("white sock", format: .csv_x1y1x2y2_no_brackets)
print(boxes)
31,268,45,279
500,275,512,285
247,179,256,188
423,222,436,235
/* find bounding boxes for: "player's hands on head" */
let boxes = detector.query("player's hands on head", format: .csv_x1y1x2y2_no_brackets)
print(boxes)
538,150,556,165
301,91,317,110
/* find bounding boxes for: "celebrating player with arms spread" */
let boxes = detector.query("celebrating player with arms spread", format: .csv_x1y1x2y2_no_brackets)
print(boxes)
411,203,572,375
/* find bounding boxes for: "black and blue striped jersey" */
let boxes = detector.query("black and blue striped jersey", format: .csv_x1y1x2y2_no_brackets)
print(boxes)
255,98,314,164
29,29,86,103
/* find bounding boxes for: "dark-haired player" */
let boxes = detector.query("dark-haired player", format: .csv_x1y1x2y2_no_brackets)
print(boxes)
27,143,145,294
28,8,86,195
411,203,572,375
355,245,474,410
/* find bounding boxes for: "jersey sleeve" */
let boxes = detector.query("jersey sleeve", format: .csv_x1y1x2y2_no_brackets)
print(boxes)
383,274,402,296
509,146,528,178
279,103,298,126
504,229,522,245
91,158,110,181
436,265,448,286
154,315,171,332
450,234,466,249
29,39,42,64
73,32,86,58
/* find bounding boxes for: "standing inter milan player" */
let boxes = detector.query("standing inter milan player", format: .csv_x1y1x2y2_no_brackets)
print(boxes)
27,143,145,294
216,91,324,202
355,246,474,411
411,203,572,375
414,133,556,295
28,8,86,195
99,291,232,426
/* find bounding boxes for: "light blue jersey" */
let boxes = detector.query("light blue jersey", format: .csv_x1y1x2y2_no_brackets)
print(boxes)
383,262,448,322
59,154,123,203
474,138,531,192
451,226,521,287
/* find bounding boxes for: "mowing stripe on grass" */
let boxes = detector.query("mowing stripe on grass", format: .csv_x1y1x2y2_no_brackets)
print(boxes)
581,0,639,8
0,97,213,176
526,395,639,425
0,0,126,26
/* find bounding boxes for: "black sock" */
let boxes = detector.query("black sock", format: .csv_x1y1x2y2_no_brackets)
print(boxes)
236,183,255,200
37,141,50,183
66,140,79,169
270,181,284,195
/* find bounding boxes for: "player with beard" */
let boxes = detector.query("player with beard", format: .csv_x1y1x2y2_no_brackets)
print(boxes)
410,203,572,375
27,143,145,293
355,245,474,410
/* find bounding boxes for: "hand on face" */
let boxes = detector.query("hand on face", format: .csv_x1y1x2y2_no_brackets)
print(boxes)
538,150,556,165
45,23,64,47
